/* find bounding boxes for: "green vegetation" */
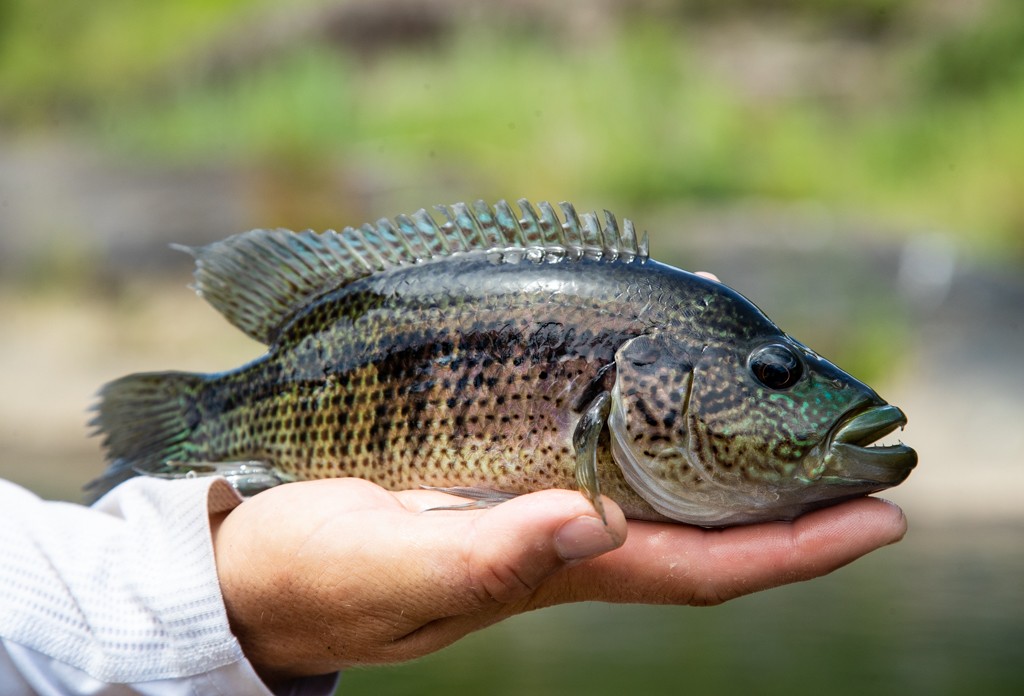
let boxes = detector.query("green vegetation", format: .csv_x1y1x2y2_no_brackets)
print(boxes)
0,0,263,111
1,0,1022,259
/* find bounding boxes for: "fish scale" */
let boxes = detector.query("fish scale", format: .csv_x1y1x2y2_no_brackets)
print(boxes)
192,258,656,514
90,199,916,526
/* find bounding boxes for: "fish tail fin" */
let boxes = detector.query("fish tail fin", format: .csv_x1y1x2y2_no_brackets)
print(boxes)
87,371,208,502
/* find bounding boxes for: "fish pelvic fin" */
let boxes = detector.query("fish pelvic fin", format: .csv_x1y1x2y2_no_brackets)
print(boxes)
573,390,612,525
419,485,521,511
86,371,207,502
176,200,649,345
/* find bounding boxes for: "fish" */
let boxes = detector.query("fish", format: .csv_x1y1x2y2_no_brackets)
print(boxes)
89,199,917,526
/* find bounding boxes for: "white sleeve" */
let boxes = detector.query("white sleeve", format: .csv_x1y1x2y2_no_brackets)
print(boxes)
0,477,340,696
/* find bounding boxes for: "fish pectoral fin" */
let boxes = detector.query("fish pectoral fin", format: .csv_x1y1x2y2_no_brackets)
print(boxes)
419,485,520,511
573,391,612,525
134,460,289,497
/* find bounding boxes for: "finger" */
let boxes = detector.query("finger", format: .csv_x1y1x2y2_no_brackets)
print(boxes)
474,489,626,589
534,496,906,608
409,488,628,605
387,489,627,655
695,271,720,282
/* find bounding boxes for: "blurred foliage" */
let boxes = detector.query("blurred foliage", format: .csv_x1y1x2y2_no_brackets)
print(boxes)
1,0,1022,260
674,0,912,35
0,0,265,115
919,0,1024,98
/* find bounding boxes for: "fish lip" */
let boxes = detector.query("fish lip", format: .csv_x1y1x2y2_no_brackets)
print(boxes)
825,404,917,485
832,403,906,446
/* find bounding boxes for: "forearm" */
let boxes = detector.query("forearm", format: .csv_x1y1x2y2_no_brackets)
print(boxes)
0,477,336,695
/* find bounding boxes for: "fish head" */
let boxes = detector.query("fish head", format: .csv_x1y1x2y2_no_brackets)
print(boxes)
608,325,916,526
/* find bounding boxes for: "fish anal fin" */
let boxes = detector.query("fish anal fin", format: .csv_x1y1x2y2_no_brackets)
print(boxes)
138,460,289,497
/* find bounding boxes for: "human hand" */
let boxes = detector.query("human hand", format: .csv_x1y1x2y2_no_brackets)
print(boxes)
211,479,905,686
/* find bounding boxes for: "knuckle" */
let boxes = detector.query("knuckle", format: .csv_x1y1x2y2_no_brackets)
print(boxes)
471,561,537,605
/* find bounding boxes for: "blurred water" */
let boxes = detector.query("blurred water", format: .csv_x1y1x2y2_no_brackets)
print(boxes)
340,523,1023,695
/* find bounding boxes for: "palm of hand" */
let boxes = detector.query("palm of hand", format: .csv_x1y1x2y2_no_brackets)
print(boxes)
212,478,905,684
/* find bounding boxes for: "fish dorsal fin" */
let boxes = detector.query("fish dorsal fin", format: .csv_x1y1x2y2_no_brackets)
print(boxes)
179,199,649,345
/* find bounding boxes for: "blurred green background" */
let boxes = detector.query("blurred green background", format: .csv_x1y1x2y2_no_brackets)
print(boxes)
1,1,1022,694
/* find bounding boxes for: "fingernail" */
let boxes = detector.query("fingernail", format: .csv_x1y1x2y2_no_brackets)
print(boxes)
877,498,908,545
555,515,619,561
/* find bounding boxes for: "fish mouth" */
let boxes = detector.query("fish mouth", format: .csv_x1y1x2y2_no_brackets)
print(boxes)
825,404,917,485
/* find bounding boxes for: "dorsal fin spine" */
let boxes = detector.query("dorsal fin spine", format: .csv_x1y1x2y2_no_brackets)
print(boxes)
621,218,639,258
282,232,323,276
337,229,375,274
453,203,481,251
391,215,425,261
413,208,448,257
580,212,604,259
537,201,561,248
356,225,391,271
517,199,542,246
236,233,294,293
471,200,499,248
436,205,468,253
380,218,418,263
358,223,391,267
558,202,585,260
408,211,430,256
602,210,621,258
187,199,649,345
495,200,527,247
298,231,340,275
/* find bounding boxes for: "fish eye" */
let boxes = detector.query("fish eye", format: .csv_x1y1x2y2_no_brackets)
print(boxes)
748,343,803,390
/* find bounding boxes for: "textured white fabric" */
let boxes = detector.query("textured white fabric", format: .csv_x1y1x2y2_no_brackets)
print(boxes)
0,477,339,695
0,640,338,696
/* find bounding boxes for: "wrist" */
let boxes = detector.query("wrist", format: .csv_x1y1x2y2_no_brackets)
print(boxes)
210,509,291,686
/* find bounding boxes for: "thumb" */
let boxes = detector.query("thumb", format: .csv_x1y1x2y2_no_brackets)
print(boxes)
388,489,627,660
452,489,628,606
387,487,628,662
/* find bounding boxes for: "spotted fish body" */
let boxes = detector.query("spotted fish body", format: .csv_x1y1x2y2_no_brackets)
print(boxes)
91,200,916,526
